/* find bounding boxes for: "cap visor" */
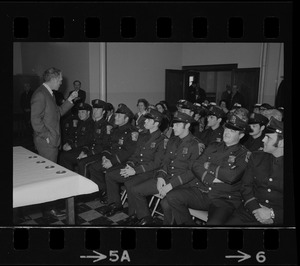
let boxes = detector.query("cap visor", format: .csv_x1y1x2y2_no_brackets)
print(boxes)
224,123,243,131
264,127,276,134
143,113,154,119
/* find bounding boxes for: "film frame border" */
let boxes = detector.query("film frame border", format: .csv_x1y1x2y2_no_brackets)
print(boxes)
0,1,295,265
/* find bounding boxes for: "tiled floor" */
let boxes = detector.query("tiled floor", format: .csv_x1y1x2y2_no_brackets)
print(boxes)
13,195,164,226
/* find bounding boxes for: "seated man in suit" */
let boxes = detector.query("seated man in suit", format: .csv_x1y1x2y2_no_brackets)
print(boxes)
68,80,86,115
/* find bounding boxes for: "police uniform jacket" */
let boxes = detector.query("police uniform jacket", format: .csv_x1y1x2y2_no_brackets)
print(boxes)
126,129,166,175
61,114,79,143
197,126,224,147
191,141,250,202
156,133,205,188
102,122,138,166
65,117,94,149
241,151,283,224
81,117,110,156
242,134,265,152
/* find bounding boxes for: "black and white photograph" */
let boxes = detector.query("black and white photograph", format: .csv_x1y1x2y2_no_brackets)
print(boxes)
13,42,286,227
1,1,295,265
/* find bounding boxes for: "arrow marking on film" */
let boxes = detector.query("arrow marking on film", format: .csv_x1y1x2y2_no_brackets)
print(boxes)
80,250,107,263
225,250,251,263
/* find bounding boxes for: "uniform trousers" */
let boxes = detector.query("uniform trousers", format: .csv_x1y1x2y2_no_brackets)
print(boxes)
89,160,107,193
59,148,81,171
33,136,61,213
128,178,174,224
77,154,103,177
34,136,59,163
165,187,242,225
105,166,154,212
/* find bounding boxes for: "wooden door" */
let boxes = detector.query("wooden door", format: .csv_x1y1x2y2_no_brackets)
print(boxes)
233,68,260,111
165,69,185,113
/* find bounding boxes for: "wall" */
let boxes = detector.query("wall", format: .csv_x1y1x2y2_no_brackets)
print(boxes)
106,43,183,112
182,43,262,68
19,42,90,101
15,42,284,110
181,43,284,105
262,43,284,105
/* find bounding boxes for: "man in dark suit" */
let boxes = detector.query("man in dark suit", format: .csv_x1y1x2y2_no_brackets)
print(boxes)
31,67,78,162
30,67,78,217
69,80,86,115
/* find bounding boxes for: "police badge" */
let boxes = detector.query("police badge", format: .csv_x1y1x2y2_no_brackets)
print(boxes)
106,125,112,134
96,129,101,134
228,155,236,163
119,139,124,145
182,147,188,155
131,132,139,141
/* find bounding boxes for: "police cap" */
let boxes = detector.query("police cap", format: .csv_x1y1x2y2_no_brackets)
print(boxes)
143,109,163,123
78,103,92,112
172,111,195,124
208,106,225,119
225,113,248,132
92,99,106,109
248,113,269,126
115,103,134,119
265,117,283,134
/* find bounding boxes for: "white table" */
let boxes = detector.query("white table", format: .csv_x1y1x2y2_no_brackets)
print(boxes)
13,146,99,224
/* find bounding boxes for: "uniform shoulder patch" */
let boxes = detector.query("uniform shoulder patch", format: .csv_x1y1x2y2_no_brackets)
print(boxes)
198,142,205,155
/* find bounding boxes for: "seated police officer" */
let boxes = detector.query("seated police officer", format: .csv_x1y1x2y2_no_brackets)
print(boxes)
76,99,110,177
99,109,166,218
59,103,93,170
241,112,269,152
196,105,225,146
129,111,205,225
226,117,284,225
88,103,138,204
162,108,250,225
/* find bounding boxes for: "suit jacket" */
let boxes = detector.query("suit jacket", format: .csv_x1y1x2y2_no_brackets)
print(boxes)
69,89,86,104
31,84,73,148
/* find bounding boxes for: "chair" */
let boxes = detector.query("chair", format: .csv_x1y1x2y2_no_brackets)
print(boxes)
148,194,164,217
188,208,208,224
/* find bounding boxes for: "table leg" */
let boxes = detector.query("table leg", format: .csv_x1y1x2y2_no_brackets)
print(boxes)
66,197,75,224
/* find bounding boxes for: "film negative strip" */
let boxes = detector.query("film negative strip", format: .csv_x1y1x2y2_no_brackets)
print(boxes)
0,1,295,265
